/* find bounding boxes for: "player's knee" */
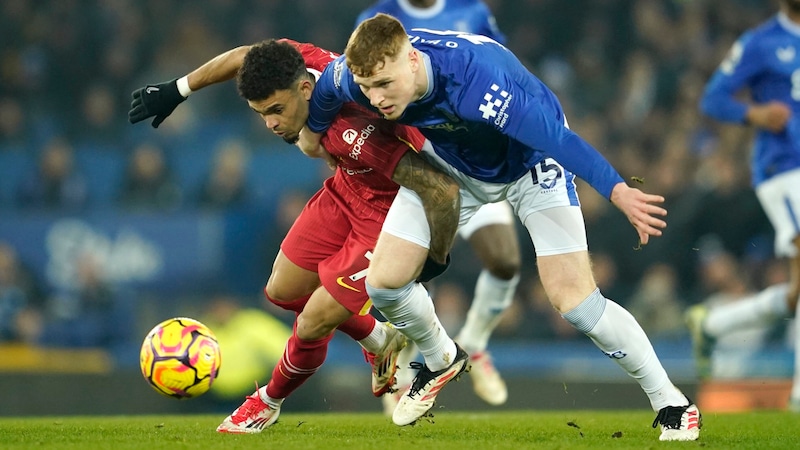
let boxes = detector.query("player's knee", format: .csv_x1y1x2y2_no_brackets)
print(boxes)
365,270,415,290
549,285,601,313
264,276,288,303
787,284,800,312
263,284,306,313
296,311,336,340
366,281,415,310
788,296,799,313
483,256,521,280
539,271,597,312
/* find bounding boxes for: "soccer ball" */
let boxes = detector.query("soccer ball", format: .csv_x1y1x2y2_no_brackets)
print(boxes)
139,317,222,399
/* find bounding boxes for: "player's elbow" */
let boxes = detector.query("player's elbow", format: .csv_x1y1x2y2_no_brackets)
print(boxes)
417,175,460,216
442,177,460,205
698,91,723,119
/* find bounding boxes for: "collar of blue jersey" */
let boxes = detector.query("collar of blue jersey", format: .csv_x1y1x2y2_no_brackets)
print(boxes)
398,0,445,19
418,50,435,102
778,12,800,37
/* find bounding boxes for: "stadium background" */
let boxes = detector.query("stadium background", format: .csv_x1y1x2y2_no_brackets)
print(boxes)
0,0,793,415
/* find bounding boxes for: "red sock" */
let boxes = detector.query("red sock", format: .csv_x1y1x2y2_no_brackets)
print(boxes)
266,323,333,399
336,313,376,341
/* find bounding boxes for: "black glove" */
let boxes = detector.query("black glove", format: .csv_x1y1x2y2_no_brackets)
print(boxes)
128,78,186,128
417,254,451,283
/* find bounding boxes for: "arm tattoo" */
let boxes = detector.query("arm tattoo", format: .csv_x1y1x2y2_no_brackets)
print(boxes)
392,152,460,262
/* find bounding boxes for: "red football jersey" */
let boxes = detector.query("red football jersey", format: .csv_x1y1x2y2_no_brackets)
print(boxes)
280,39,426,221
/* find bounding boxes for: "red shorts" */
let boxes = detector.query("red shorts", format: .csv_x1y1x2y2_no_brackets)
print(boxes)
280,188,383,316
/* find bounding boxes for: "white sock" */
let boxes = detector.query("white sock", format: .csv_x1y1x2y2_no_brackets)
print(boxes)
366,281,457,372
358,320,388,354
394,341,419,387
563,288,687,411
258,386,284,409
456,270,519,354
791,298,800,403
704,283,790,338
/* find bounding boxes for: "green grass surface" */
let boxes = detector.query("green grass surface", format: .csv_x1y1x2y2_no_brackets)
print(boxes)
1,410,797,449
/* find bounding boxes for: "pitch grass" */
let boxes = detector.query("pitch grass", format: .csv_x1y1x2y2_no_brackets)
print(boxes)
1,410,798,449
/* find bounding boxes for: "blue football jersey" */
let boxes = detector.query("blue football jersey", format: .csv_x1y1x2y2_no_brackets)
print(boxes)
308,29,624,199
356,0,506,44
700,12,800,186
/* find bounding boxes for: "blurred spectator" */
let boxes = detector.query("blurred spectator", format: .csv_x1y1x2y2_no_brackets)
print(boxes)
579,181,642,296
200,293,291,403
0,241,43,343
118,142,182,211
260,188,313,268
590,252,625,304
514,277,581,341
665,152,772,298
197,138,251,210
430,281,469,335
0,97,27,149
38,251,134,357
15,137,88,211
74,83,121,146
626,264,686,339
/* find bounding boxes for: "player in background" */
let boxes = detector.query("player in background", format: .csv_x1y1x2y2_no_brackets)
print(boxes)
129,39,463,432
300,14,701,440
356,0,518,411
356,0,505,41
692,0,800,411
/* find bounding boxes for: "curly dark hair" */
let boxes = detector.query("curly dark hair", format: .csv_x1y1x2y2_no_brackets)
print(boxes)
236,40,308,101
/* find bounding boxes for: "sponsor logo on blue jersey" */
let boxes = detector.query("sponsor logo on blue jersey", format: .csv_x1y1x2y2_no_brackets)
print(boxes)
479,84,512,128
777,45,796,62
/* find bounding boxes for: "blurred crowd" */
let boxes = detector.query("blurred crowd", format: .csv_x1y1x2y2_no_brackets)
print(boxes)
0,0,786,357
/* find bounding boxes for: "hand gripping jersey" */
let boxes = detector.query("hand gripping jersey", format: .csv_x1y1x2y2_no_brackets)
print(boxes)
278,40,425,315
700,13,800,187
284,39,425,220
306,30,624,199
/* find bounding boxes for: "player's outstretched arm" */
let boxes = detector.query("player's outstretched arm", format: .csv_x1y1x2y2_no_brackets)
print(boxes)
609,182,667,246
129,45,252,128
184,45,252,91
391,152,461,264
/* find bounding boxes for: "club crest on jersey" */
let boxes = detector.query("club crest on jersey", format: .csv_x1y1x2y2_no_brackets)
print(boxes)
478,84,512,129
333,60,344,89
777,45,796,63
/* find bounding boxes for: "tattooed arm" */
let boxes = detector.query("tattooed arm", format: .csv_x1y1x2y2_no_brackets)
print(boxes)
391,151,461,263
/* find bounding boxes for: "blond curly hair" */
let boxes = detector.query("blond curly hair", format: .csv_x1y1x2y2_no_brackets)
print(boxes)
346,13,409,78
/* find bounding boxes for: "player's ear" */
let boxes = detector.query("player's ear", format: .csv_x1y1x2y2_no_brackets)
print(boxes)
408,48,419,72
299,79,313,101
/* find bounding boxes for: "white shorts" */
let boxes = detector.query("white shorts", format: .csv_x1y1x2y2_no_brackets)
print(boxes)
382,141,588,257
457,201,514,240
755,168,800,257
